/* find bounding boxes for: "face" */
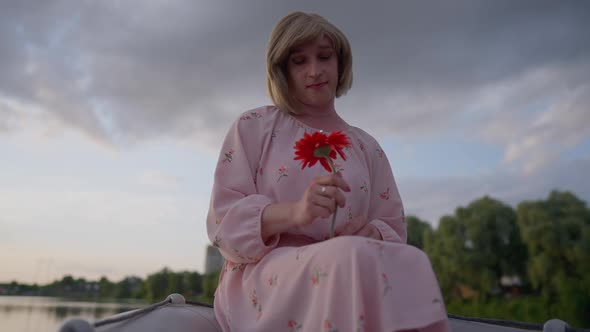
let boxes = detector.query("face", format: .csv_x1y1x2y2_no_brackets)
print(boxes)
286,35,338,109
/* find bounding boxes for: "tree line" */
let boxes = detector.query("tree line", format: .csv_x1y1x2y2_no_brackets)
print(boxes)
0,268,219,304
409,190,589,327
2,190,588,326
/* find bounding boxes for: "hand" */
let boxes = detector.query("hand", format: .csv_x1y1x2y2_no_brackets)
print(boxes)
336,216,383,240
292,173,351,227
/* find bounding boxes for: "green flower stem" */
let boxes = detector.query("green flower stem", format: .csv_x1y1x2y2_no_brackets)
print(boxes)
325,157,338,239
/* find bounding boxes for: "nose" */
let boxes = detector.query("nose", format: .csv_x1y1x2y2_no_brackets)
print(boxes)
308,59,321,78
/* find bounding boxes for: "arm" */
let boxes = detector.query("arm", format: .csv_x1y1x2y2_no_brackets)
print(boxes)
207,112,280,263
260,202,297,243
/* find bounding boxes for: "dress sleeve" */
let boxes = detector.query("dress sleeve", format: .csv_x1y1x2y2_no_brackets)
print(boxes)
367,141,407,244
207,113,280,263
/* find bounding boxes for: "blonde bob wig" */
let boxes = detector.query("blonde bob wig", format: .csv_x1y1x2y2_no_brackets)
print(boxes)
266,12,353,114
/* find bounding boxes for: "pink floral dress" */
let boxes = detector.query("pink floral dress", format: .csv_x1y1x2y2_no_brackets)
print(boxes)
207,106,449,331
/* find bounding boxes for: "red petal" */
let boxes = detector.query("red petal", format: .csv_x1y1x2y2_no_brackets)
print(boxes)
294,131,338,170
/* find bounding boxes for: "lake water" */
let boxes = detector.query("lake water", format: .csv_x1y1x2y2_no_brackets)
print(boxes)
0,296,143,331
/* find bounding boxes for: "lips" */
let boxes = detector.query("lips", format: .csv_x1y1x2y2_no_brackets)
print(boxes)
306,81,328,89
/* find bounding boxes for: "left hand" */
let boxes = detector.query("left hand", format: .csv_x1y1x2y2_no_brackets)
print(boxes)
335,216,382,240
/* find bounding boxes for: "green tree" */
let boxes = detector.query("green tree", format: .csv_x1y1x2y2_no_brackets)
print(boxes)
517,190,590,326
99,276,116,299
426,196,527,300
183,271,203,297
145,268,172,301
425,214,466,299
115,276,143,299
406,216,433,249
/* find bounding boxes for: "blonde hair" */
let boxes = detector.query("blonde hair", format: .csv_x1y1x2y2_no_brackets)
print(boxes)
266,12,353,114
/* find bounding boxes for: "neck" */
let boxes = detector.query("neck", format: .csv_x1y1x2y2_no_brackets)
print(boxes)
292,101,348,131
296,100,337,118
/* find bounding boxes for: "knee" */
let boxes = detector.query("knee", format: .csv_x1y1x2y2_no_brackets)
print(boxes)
319,236,376,264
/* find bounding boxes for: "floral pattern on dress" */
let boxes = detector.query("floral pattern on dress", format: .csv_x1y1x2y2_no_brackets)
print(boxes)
229,262,247,272
213,236,221,248
360,181,368,193
277,166,288,182
376,148,384,159
382,273,392,298
288,320,302,331
334,163,344,173
311,270,328,286
240,111,262,120
366,239,385,259
356,315,365,332
249,289,262,321
357,139,365,152
379,188,390,200
232,248,258,261
267,275,278,287
223,149,234,163
323,319,339,332
348,207,353,221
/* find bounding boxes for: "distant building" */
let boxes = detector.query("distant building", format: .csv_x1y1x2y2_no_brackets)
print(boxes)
205,245,224,275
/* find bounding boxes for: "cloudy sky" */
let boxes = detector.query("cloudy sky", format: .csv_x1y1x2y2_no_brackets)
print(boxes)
1,0,589,284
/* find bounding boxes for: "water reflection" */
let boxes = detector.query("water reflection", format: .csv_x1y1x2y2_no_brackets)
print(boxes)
0,296,143,331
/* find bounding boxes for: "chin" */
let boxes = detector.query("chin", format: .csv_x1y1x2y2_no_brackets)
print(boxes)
305,96,334,107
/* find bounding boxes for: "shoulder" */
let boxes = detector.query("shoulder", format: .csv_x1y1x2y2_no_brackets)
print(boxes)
348,125,391,168
236,105,278,121
230,105,282,132
348,125,382,150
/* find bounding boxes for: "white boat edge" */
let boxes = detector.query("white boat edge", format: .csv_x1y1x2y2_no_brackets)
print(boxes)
57,293,580,332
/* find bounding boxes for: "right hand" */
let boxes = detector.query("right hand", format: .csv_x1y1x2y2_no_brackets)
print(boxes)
292,173,351,226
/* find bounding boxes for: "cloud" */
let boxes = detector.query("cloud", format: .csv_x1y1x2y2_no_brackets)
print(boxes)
136,170,182,188
0,100,20,133
1,0,588,149
400,157,590,225
477,64,590,174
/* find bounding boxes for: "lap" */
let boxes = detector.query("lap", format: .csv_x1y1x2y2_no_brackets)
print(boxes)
250,235,426,277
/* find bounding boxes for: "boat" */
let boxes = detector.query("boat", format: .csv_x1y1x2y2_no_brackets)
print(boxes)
58,293,585,332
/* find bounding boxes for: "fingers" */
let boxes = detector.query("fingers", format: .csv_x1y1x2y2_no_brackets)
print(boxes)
309,204,332,219
316,185,346,208
312,173,349,209
313,173,351,193
314,191,337,210
297,173,350,226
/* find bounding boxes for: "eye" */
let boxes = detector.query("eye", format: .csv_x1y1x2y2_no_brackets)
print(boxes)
291,56,305,65
319,52,333,61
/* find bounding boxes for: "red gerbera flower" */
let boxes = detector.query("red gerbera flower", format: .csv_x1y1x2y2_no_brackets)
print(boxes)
293,131,351,172
293,130,351,239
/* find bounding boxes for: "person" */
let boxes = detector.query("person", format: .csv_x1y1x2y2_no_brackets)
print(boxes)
207,11,449,332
